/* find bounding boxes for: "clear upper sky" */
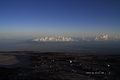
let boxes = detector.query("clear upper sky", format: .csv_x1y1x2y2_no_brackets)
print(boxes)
0,0,120,38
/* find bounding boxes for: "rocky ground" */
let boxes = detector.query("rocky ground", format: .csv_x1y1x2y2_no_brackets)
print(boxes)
0,51,120,80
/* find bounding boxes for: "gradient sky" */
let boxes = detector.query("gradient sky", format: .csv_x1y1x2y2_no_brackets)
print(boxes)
0,0,120,38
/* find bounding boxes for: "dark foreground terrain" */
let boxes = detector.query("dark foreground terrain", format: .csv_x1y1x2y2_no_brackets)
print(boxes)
0,51,120,80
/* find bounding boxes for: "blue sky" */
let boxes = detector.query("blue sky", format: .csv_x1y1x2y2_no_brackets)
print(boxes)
0,0,120,38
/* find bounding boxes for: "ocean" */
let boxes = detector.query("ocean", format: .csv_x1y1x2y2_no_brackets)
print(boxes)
0,40,120,54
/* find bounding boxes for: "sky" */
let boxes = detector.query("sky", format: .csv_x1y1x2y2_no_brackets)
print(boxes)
0,0,120,38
